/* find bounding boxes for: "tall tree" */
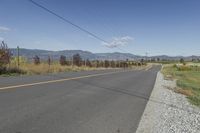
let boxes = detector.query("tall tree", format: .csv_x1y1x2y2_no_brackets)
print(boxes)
60,55,66,65
0,41,11,67
110,60,115,68
104,60,109,68
180,58,185,64
73,54,82,66
86,59,92,67
33,55,40,65
47,56,51,66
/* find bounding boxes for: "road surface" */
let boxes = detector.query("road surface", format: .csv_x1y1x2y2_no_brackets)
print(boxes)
0,66,160,133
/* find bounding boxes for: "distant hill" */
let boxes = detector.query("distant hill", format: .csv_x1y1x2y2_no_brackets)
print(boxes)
10,48,200,61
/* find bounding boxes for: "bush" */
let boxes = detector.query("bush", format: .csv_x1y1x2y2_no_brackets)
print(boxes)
0,67,7,74
177,66,192,71
173,64,177,68
73,54,82,66
110,60,116,68
86,59,92,67
7,67,26,74
33,55,40,65
0,67,25,75
104,60,109,68
60,55,66,65
0,41,11,67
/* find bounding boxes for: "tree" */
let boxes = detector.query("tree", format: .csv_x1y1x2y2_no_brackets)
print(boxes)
73,54,82,66
33,55,40,65
47,56,51,66
180,58,185,64
60,55,66,65
0,41,11,67
96,60,100,68
65,60,70,66
86,59,92,67
104,60,109,68
110,60,115,68
99,61,104,67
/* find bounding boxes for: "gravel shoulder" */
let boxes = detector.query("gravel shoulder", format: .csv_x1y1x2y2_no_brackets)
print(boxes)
136,71,200,133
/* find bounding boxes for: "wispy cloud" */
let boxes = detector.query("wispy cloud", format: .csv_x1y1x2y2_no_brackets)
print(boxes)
102,36,134,48
0,26,11,33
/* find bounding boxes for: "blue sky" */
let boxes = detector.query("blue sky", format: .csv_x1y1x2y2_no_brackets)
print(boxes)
0,0,200,56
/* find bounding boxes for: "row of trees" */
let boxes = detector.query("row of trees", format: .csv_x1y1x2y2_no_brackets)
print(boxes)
58,54,146,68
59,54,82,66
32,54,146,68
0,41,146,69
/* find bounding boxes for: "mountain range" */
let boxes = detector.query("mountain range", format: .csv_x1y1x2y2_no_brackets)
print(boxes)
10,48,200,61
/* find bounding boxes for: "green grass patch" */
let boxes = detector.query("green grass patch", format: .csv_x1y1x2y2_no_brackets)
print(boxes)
162,64,200,107
0,67,26,76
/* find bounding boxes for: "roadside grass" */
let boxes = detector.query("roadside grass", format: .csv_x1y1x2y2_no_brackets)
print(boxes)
7,63,103,75
0,67,26,76
1,62,149,76
0,62,100,76
162,64,200,107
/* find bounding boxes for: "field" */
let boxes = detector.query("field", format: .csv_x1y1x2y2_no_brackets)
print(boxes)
162,64,200,106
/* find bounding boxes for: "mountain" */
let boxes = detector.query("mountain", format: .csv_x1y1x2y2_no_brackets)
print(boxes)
10,48,139,60
10,48,200,61
10,49,97,60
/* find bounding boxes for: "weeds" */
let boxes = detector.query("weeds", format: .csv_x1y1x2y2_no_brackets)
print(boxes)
162,64,200,107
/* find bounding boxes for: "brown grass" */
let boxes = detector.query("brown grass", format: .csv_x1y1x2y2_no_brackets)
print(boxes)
19,63,101,75
6,62,152,75
174,88,194,97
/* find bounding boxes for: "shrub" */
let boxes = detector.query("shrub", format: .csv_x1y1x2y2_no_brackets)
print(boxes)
104,60,109,68
180,58,185,65
110,60,116,68
0,41,11,67
73,54,82,66
177,66,191,71
33,55,40,65
173,64,177,68
0,67,25,75
60,55,66,65
86,59,92,67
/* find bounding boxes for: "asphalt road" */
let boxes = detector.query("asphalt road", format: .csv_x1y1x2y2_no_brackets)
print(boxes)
0,66,160,133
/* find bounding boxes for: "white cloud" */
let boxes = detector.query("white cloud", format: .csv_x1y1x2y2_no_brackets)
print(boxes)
0,37,4,41
0,26,11,33
102,36,134,48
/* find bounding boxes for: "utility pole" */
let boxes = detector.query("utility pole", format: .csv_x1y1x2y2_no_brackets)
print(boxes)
145,52,148,62
71,55,74,67
48,55,51,70
17,46,19,69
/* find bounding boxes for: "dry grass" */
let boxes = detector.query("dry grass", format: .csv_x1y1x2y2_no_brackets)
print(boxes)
5,62,152,75
175,88,194,97
17,63,102,75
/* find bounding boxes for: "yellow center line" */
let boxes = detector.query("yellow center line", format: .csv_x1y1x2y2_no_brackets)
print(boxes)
0,70,133,90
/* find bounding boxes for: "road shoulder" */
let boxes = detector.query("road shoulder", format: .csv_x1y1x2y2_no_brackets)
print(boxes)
136,71,200,133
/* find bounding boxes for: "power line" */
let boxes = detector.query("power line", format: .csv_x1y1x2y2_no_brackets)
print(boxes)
29,0,109,43
28,0,131,54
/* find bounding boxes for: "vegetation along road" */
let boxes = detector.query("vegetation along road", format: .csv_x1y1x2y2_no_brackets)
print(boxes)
0,65,160,133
